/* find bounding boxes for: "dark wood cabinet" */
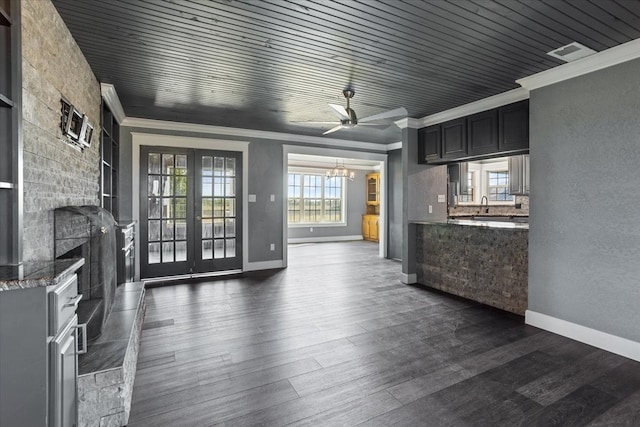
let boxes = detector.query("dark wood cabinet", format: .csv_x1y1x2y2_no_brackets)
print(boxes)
418,125,441,163
441,118,467,160
467,109,498,156
499,100,529,152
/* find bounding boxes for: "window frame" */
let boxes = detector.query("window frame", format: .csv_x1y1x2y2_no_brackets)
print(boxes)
287,169,348,227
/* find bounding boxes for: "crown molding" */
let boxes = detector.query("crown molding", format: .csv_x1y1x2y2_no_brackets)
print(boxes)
100,83,126,124
517,38,640,91
122,117,391,152
420,88,529,127
386,141,402,151
394,118,422,129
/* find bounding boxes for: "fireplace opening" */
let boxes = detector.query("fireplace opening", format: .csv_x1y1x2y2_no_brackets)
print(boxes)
55,206,118,342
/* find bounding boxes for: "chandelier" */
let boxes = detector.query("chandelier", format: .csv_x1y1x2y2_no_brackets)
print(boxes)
326,160,355,181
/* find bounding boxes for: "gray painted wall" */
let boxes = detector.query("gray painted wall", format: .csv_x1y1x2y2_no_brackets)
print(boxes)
287,169,370,240
387,149,402,260
529,58,640,342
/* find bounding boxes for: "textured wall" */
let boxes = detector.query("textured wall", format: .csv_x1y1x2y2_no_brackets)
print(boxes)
287,169,370,241
416,223,528,315
529,58,640,341
387,149,402,260
21,0,101,261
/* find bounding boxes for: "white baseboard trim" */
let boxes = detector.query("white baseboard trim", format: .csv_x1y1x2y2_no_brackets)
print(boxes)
244,260,285,271
525,310,640,362
401,273,417,284
287,235,364,244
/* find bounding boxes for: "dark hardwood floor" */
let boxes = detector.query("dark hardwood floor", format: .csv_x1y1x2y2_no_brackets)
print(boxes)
128,241,640,426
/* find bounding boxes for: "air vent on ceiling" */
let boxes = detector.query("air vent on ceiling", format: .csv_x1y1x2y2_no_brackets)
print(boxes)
547,42,597,62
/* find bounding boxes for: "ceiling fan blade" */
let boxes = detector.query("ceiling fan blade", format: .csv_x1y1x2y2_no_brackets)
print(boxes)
323,124,344,135
328,104,350,120
357,123,388,126
291,121,340,124
359,107,408,123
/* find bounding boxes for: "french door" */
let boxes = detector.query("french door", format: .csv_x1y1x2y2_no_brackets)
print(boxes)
140,146,242,278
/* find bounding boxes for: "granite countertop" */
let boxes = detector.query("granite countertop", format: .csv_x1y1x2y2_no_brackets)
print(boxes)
0,258,85,292
412,219,529,230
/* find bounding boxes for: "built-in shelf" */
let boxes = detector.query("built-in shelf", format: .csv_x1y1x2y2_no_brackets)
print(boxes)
0,93,13,108
0,5,12,26
0,181,15,189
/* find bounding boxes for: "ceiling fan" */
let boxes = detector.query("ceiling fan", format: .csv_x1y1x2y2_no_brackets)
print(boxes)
295,89,407,135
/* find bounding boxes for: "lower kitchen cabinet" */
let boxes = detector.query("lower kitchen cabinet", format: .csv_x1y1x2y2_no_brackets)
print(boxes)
362,214,379,242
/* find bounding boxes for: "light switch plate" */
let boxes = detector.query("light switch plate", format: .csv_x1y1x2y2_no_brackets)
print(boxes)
248,194,257,202
437,194,446,203
270,194,275,202
428,205,433,214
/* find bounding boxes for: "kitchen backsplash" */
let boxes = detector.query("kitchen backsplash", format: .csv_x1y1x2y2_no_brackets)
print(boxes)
448,196,529,217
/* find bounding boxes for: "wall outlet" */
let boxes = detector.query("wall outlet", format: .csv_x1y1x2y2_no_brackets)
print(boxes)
310,227,313,232
270,243,275,251
437,194,446,203
270,194,275,202
428,205,433,214
248,194,256,202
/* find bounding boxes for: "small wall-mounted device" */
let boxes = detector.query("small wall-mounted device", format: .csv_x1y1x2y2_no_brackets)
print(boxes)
60,99,93,150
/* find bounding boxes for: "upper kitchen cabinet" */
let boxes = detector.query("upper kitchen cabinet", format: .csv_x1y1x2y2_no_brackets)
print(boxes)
499,100,529,152
418,125,441,163
467,109,498,156
366,172,380,206
441,118,467,160
508,154,530,195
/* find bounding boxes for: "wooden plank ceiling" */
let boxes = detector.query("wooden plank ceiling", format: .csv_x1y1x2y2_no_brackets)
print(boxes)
52,0,640,144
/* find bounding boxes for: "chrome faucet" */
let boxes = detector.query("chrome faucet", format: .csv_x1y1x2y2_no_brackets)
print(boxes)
481,196,489,213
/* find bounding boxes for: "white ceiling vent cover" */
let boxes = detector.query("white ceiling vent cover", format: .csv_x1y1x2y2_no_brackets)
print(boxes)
547,42,597,62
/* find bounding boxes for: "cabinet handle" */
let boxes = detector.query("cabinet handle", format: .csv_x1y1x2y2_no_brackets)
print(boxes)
75,323,88,354
64,294,83,308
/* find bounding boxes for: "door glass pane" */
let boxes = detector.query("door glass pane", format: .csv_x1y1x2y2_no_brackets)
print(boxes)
175,241,187,262
225,178,235,197
225,219,235,237
162,198,173,218
226,239,236,258
162,221,174,240
214,240,224,258
175,176,187,196
162,176,173,196
148,176,161,197
202,156,213,176
175,220,187,240
162,154,174,174
175,155,187,175
148,153,161,174
202,240,212,260
213,198,224,217
162,242,174,262
225,199,235,217
148,220,160,241
148,198,161,218
174,198,186,219
202,219,212,238
202,177,212,197
213,178,224,196
214,157,224,176
214,219,224,238
226,158,236,176
148,243,160,264
202,198,213,217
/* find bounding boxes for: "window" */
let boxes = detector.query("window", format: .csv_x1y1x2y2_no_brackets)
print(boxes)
288,173,344,224
457,171,474,203
488,171,513,201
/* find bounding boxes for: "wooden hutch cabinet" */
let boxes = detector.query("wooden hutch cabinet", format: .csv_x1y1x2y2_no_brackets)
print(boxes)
362,172,380,242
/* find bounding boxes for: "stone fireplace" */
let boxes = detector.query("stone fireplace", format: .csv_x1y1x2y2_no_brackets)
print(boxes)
54,205,117,341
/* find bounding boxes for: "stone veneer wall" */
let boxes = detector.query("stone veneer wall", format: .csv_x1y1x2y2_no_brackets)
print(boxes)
21,0,101,261
415,222,528,315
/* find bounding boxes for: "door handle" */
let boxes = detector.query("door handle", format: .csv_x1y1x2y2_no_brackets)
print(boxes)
196,216,202,220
